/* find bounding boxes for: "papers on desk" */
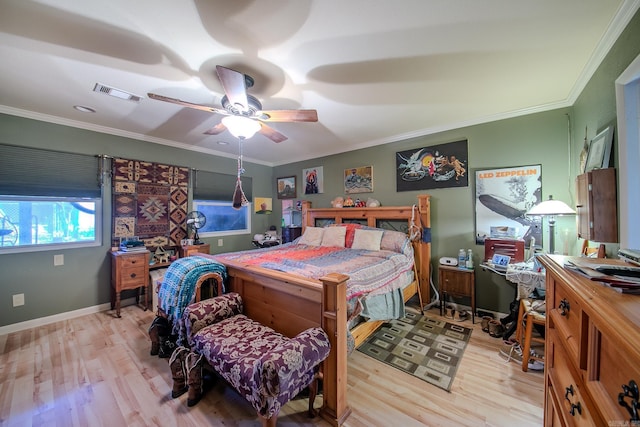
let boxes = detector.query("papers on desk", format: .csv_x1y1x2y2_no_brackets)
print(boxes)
564,259,640,294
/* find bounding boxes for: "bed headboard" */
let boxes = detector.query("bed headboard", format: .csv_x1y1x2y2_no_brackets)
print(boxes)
300,194,432,303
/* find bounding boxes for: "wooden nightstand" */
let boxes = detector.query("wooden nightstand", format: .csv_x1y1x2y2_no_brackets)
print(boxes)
110,250,151,318
438,264,476,323
178,243,210,258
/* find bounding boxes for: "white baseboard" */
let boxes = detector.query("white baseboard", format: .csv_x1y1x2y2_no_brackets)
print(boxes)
0,297,138,336
428,301,508,319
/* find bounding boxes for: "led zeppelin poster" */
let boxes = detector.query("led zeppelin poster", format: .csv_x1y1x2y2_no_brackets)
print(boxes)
475,164,542,246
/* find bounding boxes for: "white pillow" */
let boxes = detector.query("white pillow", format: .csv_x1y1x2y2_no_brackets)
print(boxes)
298,227,324,246
320,226,347,247
351,229,384,251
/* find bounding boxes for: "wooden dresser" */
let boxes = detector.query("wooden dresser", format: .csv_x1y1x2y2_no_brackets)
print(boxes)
539,255,640,426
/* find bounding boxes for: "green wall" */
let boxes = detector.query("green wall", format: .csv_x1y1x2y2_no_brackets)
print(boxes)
1,8,638,328
571,7,640,255
0,114,273,327
274,108,574,313
272,9,640,314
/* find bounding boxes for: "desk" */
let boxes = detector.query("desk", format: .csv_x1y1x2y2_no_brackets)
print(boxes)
505,264,545,299
481,262,545,339
438,265,476,323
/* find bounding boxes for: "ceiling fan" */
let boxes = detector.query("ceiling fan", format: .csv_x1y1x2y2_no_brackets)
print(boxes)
148,66,318,143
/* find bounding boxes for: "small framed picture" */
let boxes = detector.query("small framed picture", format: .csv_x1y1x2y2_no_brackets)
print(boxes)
254,197,272,214
584,126,614,172
277,176,297,199
303,166,324,194
344,166,373,194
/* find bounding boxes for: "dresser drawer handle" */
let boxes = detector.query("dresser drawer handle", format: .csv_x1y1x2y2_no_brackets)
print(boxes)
565,384,574,401
618,379,639,421
569,402,582,416
130,273,137,279
559,299,570,316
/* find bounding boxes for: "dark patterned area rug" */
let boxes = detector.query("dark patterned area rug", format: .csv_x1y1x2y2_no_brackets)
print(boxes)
357,309,472,392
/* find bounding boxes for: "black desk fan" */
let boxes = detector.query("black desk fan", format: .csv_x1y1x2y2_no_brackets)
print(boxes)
186,211,206,244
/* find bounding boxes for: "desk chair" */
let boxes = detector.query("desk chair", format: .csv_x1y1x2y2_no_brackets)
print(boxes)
515,298,545,372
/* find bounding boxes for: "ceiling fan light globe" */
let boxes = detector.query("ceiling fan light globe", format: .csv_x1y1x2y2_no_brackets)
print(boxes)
222,115,261,139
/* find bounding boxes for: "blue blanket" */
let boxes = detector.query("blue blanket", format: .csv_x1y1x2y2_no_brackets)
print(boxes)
158,255,227,338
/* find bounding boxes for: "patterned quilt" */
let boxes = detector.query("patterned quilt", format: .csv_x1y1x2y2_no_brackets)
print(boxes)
212,237,414,322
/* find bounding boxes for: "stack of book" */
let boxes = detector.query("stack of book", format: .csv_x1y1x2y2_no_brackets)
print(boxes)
119,240,147,252
564,257,640,294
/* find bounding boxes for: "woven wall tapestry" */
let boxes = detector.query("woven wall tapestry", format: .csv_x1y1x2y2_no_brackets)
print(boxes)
111,158,189,249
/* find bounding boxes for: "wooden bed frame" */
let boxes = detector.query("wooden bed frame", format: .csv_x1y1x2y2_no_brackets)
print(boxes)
212,194,431,426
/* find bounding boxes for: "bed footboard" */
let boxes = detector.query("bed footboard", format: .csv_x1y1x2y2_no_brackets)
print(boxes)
224,264,352,426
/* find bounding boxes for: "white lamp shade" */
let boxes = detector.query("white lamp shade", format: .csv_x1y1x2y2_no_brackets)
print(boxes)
222,115,261,139
526,195,576,216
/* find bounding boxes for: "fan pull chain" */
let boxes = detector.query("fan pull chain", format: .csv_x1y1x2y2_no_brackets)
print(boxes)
232,139,249,209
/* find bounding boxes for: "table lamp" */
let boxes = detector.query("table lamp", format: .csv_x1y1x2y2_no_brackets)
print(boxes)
526,195,576,254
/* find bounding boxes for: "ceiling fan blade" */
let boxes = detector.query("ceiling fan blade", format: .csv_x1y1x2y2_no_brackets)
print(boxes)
216,65,249,112
203,122,227,135
258,109,318,122
258,123,288,143
148,93,227,115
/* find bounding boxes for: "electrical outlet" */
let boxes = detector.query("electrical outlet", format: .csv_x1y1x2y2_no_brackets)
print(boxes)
13,293,25,307
54,254,64,266
218,238,223,247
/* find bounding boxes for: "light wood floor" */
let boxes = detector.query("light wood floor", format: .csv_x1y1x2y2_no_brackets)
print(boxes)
0,302,544,427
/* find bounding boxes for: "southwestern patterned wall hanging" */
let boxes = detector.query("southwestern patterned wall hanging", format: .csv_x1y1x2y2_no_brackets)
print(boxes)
111,158,190,249
396,139,468,191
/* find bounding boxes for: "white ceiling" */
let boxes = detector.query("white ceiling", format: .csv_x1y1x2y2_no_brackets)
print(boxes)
1,0,638,166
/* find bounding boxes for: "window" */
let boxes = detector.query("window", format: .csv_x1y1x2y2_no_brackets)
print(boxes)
0,196,101,252
193,200,251,237
0,144,102,254
192,170,253,237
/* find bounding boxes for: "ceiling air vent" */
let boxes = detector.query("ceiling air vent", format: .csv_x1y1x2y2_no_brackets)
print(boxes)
93,83,142,102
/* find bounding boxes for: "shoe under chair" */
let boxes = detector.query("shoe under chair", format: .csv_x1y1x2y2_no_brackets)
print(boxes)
481,316,493,333
488,320,505,338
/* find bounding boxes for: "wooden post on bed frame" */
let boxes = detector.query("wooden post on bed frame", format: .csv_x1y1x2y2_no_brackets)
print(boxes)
221,264,351,426
319,273,352,427
301,200,312,233
415,194,431,305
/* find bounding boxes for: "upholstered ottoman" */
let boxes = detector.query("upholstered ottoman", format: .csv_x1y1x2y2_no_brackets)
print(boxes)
182,293,331,427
